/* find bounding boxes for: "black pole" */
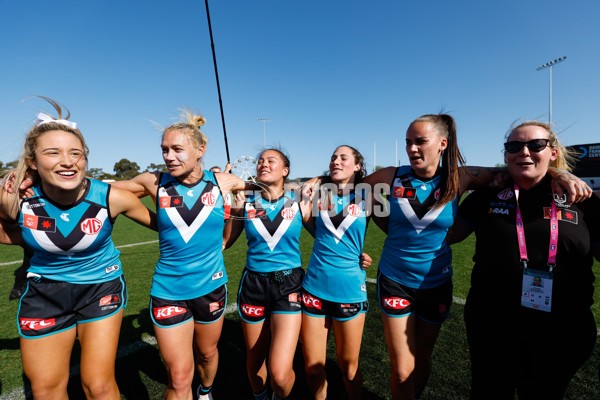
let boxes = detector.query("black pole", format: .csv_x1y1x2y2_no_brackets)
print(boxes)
204,0,231,164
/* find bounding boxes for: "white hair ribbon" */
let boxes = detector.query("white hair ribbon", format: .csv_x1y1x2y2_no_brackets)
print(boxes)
34,113,78,130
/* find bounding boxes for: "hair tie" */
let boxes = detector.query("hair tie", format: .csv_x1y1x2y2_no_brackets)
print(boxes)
34,113,78,130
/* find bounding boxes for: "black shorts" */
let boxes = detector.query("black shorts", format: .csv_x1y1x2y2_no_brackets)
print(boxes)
301,289,368,321
18,275,127,338
238,268,304,323
150,284,227,327
377,271,452,324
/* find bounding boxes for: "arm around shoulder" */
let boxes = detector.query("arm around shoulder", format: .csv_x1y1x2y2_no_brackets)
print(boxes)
109,172,159,199
109,186,157,231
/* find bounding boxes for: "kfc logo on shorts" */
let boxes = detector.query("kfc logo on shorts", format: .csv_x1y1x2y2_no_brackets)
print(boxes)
288,293,298,302
201,192,216,207
347,204,361,217
302,294,322,310
497,188,514,200
154,306,187,319
281,207,296,220
209,302,221,312
81,218,102,235
383,297,411,310
20,318,56,331
99,294,120,306
242,304,264,317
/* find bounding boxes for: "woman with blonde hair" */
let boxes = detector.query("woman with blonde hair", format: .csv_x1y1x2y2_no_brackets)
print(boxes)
449,120,600,399
110,108,246,400
0,97,156,400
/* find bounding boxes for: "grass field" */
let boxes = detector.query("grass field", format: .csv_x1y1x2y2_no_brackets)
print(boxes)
1,202,599,399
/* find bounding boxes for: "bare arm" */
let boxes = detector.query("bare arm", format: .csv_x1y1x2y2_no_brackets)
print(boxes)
363,167,396,235
110,172,159,200
223,192,246,249
109,187,157,231
547,167,592,204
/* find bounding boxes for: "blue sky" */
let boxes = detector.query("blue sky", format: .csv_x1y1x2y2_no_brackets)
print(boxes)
1,0,598,179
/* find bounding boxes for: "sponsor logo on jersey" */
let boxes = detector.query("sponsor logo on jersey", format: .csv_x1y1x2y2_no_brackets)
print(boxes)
392,186,417,199
434,188,441,200
553,193,568,206
288,293,298,302
383,297,411,309
154,306,187,319
209,301,222,312
489,207,510,215
23,214,56,232
497,188,514,200
159,195,184,208
281,207,296,220
212,271,224,280
247,209,266,219
105,265,120,274
361,284,367,292
317,201,332,211
201,192,216,207
543,208,578,224
25,202,46,209
347,204,361,217
81,218,103,235
187,190,194,197
20,318,56,330
99,294,120,306
60,213,69,222
241,303,264,317
302,294,322,310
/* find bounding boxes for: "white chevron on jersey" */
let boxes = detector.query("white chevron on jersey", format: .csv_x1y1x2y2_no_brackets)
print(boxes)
247,202,299,251
395,197,445,234
159,185,219,243
22,206,108,257
320,200,365,244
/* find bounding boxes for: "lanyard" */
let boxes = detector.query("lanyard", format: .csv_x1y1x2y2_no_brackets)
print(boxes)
514,184,558,272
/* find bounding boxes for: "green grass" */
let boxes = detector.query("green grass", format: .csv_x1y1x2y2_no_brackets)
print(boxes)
1,211,599,399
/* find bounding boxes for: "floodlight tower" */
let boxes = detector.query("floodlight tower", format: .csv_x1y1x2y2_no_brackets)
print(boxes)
536,56,567,125
257,118,272,147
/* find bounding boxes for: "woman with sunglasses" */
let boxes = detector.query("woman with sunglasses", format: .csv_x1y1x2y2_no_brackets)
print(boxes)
448,121,600,399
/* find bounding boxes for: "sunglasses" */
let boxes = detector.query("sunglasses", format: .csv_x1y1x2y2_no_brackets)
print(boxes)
504,139,550,154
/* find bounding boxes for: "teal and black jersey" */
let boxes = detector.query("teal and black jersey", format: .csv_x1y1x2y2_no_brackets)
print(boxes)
303,191,368,303
18,179,121,284
152,171,227,300
378,166,457,289
244,191,303,273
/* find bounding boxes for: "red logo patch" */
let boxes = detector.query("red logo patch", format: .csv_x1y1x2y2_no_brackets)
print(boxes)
154,306,186,319
434,188,441,201
248,209,256,219
20,318,56,330
383,297,411,309
347,204,361,217
99,295,120,306
302,294,322,310
288,293,298,302
81,218,102,235
201,192,216,207
392,186,416,199
281,207,296,220
209,302,221,312
497,188,513,200
241,304,264,317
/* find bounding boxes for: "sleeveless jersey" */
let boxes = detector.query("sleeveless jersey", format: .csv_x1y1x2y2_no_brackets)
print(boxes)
378,166,457,289
152,171,227,300
244,191,303,273
303,191,368,303
18,179,121,284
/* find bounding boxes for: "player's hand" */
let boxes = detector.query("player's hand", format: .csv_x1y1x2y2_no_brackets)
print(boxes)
360,252,372,270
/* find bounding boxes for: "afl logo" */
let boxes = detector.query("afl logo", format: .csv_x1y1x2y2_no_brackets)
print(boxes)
201,192,216,207
347,204,361,217
498,188,514,200
281,208,295,220
81,218,102,235
434,188,441,200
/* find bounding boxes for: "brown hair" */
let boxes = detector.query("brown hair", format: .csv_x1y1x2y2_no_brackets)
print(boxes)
410,114,465,208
